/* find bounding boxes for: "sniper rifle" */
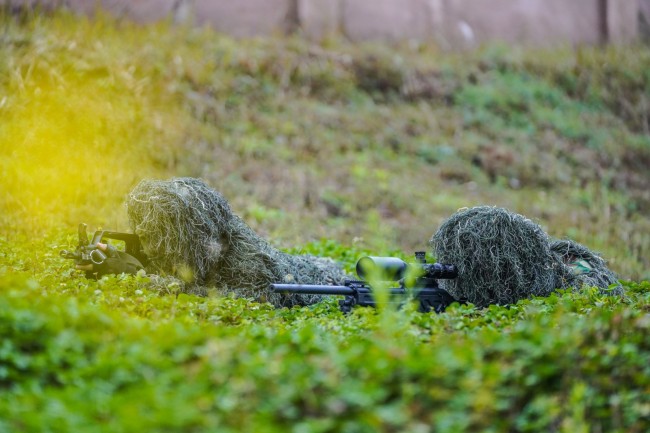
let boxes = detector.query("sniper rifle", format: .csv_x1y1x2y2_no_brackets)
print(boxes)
271,252,462,313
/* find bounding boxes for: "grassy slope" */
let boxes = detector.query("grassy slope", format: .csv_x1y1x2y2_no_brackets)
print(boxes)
1,10,649,278
0,10,649,432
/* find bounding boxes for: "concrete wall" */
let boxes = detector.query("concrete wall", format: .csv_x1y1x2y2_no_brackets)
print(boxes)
641,0,650,39
442,0,603,48
1,0,640,48
607,0,641,43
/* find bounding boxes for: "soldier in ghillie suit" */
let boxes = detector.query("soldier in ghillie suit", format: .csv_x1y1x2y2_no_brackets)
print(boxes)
125,177,348,308
430,206,622,308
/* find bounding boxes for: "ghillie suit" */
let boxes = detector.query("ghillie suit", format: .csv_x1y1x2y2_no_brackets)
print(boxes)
126,178,348,307
550,239,623,295
430,206,622,308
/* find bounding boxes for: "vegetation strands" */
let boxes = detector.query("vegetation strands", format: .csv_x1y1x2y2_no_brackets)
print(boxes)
126,178,348,307
550,239,623,294
430,206,621,307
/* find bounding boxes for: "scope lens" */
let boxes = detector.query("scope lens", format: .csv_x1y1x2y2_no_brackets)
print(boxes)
90,249,107,265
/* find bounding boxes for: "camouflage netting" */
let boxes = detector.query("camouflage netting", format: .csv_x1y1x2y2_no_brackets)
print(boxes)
550,239,623,295
430,206,622,307
126,177,348,307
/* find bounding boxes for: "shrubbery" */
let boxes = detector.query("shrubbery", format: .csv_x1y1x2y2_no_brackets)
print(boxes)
1,237,650,432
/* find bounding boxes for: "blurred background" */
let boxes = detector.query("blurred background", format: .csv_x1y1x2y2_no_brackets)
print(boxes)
0,0,648,279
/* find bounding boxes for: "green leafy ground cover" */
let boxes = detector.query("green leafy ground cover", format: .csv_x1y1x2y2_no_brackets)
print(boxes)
1,237,650,432
1,9,649,432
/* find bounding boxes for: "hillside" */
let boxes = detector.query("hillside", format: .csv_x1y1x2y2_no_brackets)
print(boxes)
0,10,649,433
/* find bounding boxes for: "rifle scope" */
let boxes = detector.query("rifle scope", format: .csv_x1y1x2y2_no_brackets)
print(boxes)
356,256,457,281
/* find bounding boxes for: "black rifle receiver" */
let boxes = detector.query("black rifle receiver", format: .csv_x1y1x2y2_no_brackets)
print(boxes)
271,251,460,314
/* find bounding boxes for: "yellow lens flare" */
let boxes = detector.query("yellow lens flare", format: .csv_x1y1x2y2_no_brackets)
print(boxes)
0,35,186,232
1,71,135,227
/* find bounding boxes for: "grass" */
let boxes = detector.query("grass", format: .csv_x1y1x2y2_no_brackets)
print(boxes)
0,9,649,432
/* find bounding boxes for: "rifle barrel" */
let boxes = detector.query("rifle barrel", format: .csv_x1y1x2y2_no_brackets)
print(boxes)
270,284,355,295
